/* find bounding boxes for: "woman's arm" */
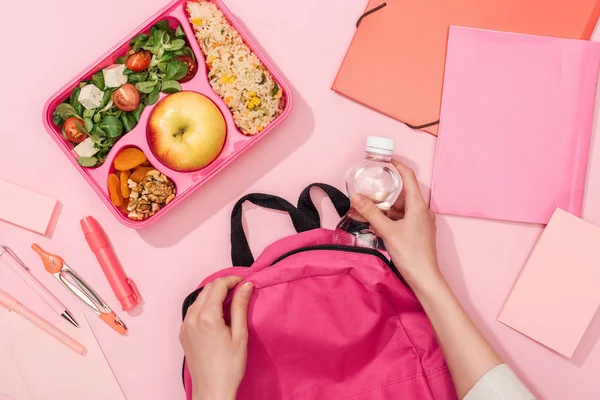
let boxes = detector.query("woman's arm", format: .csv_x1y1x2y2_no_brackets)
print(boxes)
350,161,520,399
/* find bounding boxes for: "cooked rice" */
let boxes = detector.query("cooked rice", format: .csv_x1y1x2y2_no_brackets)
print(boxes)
187,0,284,135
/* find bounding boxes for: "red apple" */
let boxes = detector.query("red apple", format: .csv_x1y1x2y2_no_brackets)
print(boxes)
148,92,226,172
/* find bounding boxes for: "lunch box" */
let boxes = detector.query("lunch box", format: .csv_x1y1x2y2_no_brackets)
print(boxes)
42,0,293,228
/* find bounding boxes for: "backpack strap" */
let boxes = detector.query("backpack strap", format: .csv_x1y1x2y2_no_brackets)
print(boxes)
231,193,319,267
297,183,350,226
230,184,350,267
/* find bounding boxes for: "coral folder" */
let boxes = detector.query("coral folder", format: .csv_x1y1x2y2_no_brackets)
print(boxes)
332,0,600,135
498,209,600,358
430,27,600,224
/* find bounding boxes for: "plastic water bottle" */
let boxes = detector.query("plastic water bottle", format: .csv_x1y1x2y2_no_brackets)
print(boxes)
333,136,403,249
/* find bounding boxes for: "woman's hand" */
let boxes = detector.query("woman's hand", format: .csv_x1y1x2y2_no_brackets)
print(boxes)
351,160,441,291
180,276,254,400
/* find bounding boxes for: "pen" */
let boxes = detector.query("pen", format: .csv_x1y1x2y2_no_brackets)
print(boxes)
0,288,85,354
0,245,78,327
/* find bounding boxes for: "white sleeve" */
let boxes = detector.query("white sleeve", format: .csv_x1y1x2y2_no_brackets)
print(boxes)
463,364,535,400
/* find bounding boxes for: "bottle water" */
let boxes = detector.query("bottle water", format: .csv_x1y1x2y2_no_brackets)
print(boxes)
333,137,403,249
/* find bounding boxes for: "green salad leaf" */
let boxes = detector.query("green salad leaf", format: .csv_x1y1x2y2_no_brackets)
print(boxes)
132,103,145,122
115,56,127,64
98,115,123,138
77,156,98,167
120,112,137,133
165,60,188,81
83,108,95,119
91,71,105,90
53,113,63,126
175,26,185,38
98,89,113,110
84,118,94,133
128,72,148,84
69,87,83,116
145,85,161,105
164,39,185,52
155,20,170,32
161,80,181,94
130,34,149,51
55,103,81,120
135,81,158,94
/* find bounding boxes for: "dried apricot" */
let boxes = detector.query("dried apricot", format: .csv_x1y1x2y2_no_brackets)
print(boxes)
120,198,130,214
140,161,152,167
114,148,147,171
130,167,154,183
120,170,131,198
107,173,123,206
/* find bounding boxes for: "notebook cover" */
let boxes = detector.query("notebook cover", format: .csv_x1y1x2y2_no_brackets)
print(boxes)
498,209,600,358
332,0,600,135
10,313,126,400
429,27,600,224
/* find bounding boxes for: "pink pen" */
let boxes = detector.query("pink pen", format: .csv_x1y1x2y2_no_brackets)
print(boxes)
80,217,141,311
0,245,78,327
0,288,85,354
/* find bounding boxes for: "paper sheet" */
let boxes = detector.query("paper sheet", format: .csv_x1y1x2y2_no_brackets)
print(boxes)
0,307,32,400
498,209,600,357
9,312,126,400
430,27,600,224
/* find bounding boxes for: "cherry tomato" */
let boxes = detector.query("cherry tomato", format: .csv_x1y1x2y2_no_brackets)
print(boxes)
64,117,88,144
125,50,151,72
112,83,141,112
175,55,198,83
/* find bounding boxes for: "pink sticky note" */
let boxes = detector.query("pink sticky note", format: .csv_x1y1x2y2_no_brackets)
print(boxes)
430,27,600,224
498,208,600,357
0,179,58,235
9,313,126,400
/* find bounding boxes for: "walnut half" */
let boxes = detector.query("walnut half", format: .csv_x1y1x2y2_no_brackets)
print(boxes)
127,170,176,221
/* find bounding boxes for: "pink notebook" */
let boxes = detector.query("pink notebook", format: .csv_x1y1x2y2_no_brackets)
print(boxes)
498,208,600,357
430,27,600,224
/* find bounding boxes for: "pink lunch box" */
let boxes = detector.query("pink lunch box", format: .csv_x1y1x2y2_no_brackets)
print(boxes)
42,0,293,228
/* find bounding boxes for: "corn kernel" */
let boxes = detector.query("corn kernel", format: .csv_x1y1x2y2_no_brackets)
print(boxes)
191,18,202,25
220,75,229,84
251,97,261,105
228,76,235,84
258,126,264,132
208,55,216,62
225,96,232,105
247,91,256,97
248,102,255,109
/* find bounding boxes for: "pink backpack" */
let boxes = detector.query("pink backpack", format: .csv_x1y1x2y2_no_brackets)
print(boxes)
182,184,456,399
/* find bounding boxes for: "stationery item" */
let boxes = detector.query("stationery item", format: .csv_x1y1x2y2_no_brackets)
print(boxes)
0,179,59,234
10,312,127,400
498,208,600,357
0,245,78,327
332,0,600,135
430,27,600,224
81,216,141,311
31,244,128,335
0,307,32,400
0,288,85,354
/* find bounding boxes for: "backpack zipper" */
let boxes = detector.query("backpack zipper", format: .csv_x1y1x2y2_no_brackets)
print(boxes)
269,244,407,286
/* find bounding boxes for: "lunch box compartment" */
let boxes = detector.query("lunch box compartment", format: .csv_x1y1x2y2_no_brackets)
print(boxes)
42,0,293,228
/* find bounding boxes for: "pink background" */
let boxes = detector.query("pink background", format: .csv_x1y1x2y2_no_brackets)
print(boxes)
0,0,599,399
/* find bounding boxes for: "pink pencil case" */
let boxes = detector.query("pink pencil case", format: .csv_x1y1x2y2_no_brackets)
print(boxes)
42,0,292,229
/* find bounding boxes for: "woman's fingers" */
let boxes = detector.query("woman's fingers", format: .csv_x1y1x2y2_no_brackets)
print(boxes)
351,194,393,236
231,282,254,346
202,276,244,314
391,160,427,212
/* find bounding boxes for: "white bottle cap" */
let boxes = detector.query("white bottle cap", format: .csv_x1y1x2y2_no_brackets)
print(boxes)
366,136,395,156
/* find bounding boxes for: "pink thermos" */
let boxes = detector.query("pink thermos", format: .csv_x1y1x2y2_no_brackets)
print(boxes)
81,216,141,311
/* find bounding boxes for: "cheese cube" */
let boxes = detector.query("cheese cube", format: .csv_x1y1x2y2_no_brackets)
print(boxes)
103,64,128,88
74,138,99,158
78,84,104,110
